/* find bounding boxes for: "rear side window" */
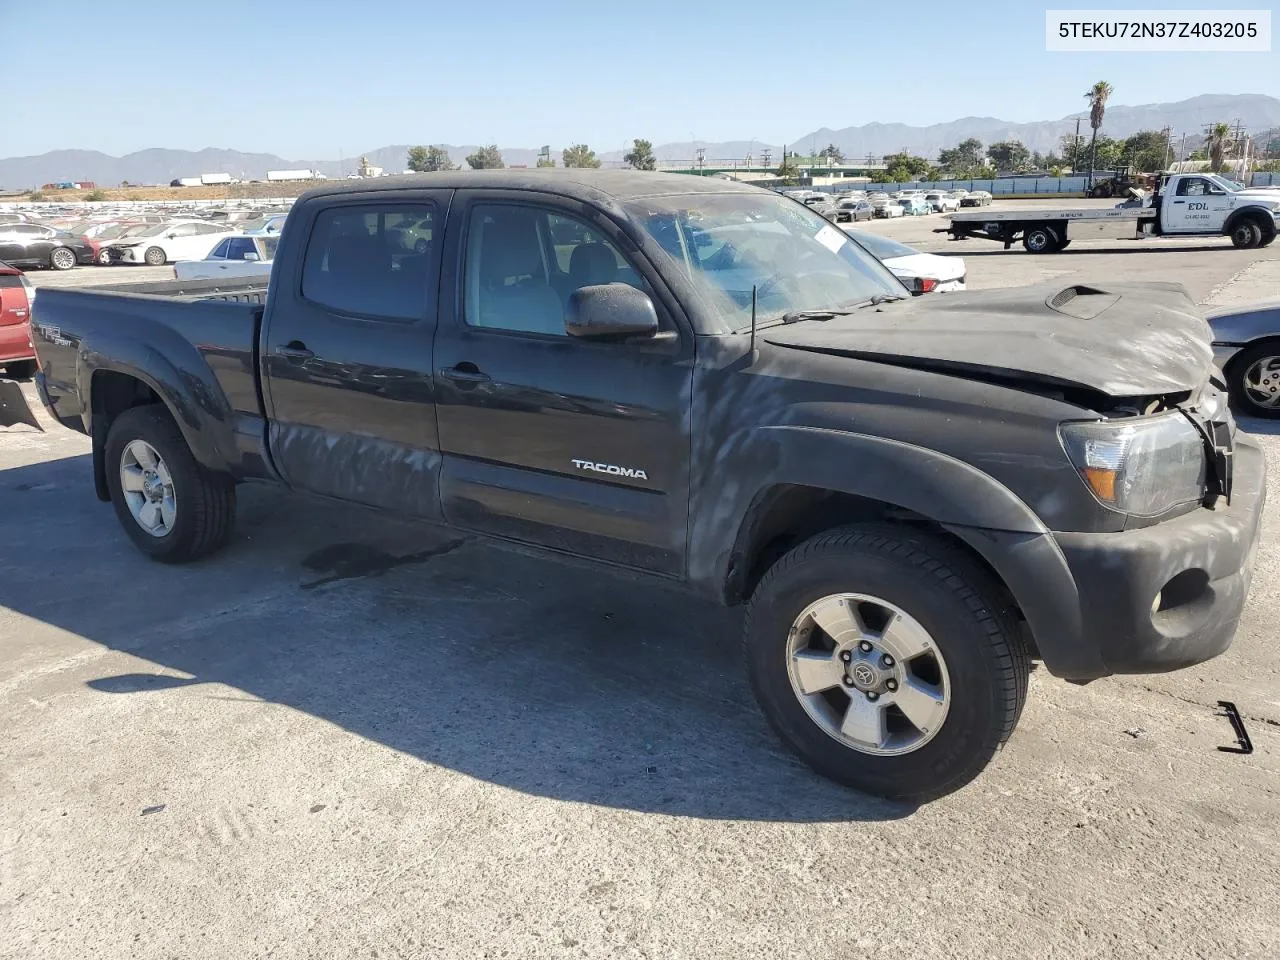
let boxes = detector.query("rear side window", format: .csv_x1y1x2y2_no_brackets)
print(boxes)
208,239,231,259
301,203,437,321
226,238,257,259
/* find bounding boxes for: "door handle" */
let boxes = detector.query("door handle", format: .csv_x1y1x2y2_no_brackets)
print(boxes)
275,341,314,361
440,363,491,384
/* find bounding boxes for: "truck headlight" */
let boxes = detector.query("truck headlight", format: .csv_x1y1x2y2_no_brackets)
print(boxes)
1060,413,1206,516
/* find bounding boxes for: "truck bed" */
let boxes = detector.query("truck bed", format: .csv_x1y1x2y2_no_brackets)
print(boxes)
86,276,270,304
948,205,1156,224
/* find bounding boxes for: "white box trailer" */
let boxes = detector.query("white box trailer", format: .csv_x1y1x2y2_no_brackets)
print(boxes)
938,173,1280,253
200,173,233,185
266,169,317,182
174,177,203,187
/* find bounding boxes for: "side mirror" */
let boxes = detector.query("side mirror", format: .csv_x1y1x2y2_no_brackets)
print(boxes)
242,251,260,262
166,233,177,239
566,283,659,340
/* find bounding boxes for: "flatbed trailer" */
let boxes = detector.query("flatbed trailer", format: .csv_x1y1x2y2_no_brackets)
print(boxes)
936,172,1280,253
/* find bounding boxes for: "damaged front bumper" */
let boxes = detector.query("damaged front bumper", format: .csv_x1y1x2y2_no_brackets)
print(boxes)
964,436,1266,681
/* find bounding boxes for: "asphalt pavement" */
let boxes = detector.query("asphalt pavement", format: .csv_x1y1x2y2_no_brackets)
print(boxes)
3,212,1279,960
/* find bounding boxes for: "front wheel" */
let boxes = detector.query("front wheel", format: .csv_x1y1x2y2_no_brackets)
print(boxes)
143,246,167,266
744,525,1029,801
104,405,236,562
95,248,113,265
1227,341,1280,418
1230,220,1263,250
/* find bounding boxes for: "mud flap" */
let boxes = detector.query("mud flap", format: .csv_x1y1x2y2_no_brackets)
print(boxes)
0,378,42,430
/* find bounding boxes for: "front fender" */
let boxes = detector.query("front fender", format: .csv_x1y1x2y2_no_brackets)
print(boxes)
690,424,1091,677
1224,205,1279,239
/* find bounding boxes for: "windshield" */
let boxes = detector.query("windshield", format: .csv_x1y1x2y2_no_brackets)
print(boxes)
624,192,904,329
1211,176,1245,192
844,230,919,261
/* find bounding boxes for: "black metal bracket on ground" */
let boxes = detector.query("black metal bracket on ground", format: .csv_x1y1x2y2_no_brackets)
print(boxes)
1216,701,1253,755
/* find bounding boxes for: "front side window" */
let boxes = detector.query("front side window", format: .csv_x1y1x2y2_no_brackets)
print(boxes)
463,204,647,337
625,192,903,330
226,238,257,260
301,203,436,320
1176,178,1208,197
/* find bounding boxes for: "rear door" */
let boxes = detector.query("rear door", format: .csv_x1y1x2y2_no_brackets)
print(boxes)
431,191,694,575
261,190,451,517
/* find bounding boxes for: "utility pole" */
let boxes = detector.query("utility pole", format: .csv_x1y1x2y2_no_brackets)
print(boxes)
1073,117,1081,173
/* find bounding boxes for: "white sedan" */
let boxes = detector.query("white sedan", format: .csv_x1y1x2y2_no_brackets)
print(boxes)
869,196,905,218
841,229,966,293
106,220,237,265
174,234,277,281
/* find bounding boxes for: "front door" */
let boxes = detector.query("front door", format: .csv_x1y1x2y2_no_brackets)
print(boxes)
1165,176,1232,233
262,190,451,518
432,192,694,575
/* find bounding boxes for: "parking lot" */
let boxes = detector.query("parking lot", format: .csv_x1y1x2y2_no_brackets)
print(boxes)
4,204,1280,959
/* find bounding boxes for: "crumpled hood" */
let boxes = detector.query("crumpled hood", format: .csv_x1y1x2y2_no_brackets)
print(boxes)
763,280,1213,397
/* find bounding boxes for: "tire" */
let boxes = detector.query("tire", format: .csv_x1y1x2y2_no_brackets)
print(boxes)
143,246,167,266
95,248,113,266
1226,341,1280,419
1057,239,1071,250
104,405,236,562
1260,235,1275,248
3,359,36,379
49,247,76,271
1229,219,1263,250
744,524,1029,802
1023,226,1059,253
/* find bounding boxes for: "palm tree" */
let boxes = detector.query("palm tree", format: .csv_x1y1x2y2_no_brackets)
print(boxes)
1084,81,1114,184
1206,122,1234,173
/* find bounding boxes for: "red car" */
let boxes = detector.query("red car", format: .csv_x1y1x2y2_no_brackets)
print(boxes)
0,261,37,378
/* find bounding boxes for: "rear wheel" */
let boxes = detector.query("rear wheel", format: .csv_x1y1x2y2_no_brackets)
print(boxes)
143,246,167,266
49,247,76,271
744,524,1028,801
1230,219,1263,250
1023,226,1059,253
104,405,236,562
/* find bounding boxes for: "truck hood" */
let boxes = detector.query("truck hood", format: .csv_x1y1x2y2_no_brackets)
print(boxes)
762,281,1213,398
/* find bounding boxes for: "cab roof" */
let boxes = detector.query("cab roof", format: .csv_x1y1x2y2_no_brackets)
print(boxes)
298,169,765,206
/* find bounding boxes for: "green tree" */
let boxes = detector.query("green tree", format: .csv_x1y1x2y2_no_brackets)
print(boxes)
1084,80,1114,180
776,150,802,184
407,145,454,172
822,143,846,164
465,145,505,170
562,144,601,168
1121,130,1170,171
1187,147,1208,161
986,139,1031,172
1206,122,1234,172
885,164,913,183
881,152,932,178
84,189,106,201
408,145,450,172
624,139,657,170
536,157,555,168
937,138,985,175
1059,133,1088,171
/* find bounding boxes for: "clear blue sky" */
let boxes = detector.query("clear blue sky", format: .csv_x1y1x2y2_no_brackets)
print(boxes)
7,0,1277,159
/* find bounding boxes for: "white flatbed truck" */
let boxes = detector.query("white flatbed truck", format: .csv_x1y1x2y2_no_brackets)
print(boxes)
937,173,1280,253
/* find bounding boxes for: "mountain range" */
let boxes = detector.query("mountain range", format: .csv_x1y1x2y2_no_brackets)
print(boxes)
4,94,1278,189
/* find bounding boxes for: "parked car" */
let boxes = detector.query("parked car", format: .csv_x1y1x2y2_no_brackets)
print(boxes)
174,234,278,281
871,196,904,218
104,220,236,265
85,223,155,265
0,213,32,224
1206,299,1280,417
842,229,966,293
21,170,1263,803
0,261,36,377
959,191,992,207
243,214,289,235
830,199,874,223
924,192,960,213
898,196,932,216
0,223,93,270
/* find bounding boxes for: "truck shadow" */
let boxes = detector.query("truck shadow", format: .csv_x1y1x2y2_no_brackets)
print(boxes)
0,452,910,824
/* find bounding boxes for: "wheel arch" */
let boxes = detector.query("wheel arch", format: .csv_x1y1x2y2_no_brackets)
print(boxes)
1224,206,1278,241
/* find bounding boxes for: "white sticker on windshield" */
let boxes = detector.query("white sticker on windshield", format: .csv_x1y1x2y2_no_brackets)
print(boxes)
814,223,848,254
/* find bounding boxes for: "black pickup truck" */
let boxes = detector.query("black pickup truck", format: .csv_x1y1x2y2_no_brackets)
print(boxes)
21,171,1266,800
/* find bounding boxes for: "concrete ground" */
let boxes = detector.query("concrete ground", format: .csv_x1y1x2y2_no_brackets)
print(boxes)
3,208,1279,959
